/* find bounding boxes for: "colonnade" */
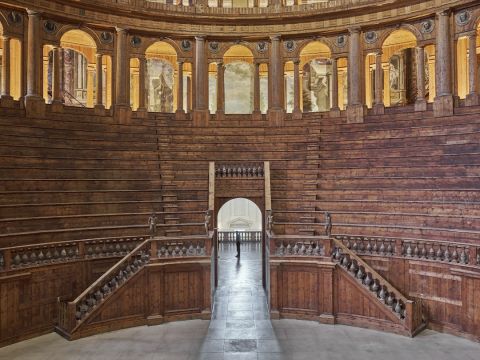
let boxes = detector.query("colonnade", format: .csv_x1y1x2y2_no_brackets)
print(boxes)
6,9,478,123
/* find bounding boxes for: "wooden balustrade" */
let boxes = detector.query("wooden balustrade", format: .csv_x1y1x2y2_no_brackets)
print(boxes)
154,236,209,257
59,239,152,333
215,163,264,178
333,234,480,267
218,231,262,242
270,235,330,257
0,236,147,272
331,237,424,334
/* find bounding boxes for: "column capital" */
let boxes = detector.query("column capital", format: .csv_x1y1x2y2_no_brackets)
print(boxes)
177,59,184,65
26,9,41,16
270,35,281,41
216,60,223,66
348,26,361,35
115,27,128,34
436,8,451,17
195,35,206,41
293,58,300,65
374,50,383,56
1,35,10,41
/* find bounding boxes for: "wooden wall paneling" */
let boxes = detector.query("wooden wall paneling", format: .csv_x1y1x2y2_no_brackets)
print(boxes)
146,266,165,324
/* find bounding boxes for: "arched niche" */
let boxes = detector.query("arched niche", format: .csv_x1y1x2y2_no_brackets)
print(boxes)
298,41,333,112
381,29,418,107
223,45,254,114
145,41,177,113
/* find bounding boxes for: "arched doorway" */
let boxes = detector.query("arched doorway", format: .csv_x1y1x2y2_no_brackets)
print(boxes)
215,198,263,290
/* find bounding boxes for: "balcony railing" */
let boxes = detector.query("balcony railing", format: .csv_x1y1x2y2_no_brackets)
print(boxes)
218,230,262,242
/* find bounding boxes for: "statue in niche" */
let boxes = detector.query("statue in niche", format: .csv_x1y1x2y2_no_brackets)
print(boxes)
204,210,212,235
325,211,332,236
302,63,313,112
266,211,274,234
153,73,173,113
148,213,158,238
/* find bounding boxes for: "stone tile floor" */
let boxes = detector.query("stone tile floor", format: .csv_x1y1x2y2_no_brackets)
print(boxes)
2,242,480,360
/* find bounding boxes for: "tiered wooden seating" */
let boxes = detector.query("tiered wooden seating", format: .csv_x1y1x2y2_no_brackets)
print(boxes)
314,106,480,245
155,114,317,230
0,108,200,248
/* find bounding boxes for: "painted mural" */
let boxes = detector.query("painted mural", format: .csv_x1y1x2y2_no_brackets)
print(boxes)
224,61,254,114
147,59,174,112
302,59,332,112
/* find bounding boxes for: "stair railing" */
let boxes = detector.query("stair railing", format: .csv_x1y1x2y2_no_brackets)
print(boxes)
331,237,424,334
58,238,151,333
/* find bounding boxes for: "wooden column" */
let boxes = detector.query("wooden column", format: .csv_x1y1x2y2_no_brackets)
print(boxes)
86,65,95,108
1,36,12,100
94,53,104,111
433,10,454,117
292,59,302,119
137,56,147,114
216,61,224,119
186,76,192,113
268,35,284,126
330,57,340,117
253,62,261,120
25,10,45,116
373,51,385,114
175,60,185,119
193,35,209,126
466,32,479,106
51,46,63,111
346,27,365,123
415,46,427,111
114,27,131,122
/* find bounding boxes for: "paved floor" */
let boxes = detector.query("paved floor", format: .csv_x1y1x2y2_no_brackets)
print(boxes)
2,242,480,360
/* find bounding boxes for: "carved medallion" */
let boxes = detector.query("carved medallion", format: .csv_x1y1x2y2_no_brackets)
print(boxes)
364,31,377,44
7,11,22,26
181,39,192,52
43,20,57,34
100,32,113,44
420,19,434,34
131,36,142,47
257,41,268,53
456,10,471,26
208,41,219,53
336,35,346,48
284,40,296,52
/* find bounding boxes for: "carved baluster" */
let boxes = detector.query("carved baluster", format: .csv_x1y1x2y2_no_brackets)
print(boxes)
443,245,451,262
428,243,435,259
366,239,372,253
420,242,427,258
379,240,385,255
406,242,413,257
293,242,299,255
0,252,4,270
358,238,365,253
387,240,394,255
372,239,379,254
460,247,468,264
413,242,419,258
352,238,358,252
356,266,365,280
378,286,387,301
435,244,443,261
363,272,373,286
348,260,358,274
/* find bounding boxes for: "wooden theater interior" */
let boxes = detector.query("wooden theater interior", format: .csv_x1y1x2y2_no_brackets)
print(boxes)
0,0,480,359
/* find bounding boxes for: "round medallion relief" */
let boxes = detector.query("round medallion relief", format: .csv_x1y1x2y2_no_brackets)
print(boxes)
284,40,296,52
336,35,347,48
208,41,219,53
456,10,471,26
257,42,268,53
131,36,142,47
364,31,377,44
420,19,434,34
43,20,57,34
100,32,113,44
7,11,23,26
181,40,192,52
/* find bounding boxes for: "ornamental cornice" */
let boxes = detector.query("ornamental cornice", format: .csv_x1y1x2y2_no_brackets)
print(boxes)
4,0,479,38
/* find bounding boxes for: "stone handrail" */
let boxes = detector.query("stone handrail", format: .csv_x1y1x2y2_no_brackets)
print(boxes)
331,237,424,334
